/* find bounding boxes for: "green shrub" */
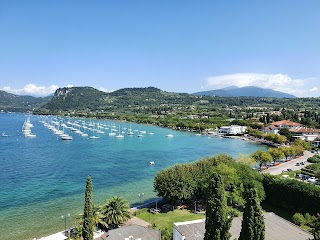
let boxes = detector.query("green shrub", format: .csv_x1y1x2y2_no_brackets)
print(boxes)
308,157,320,163
292,213,306,226
263,175,320,215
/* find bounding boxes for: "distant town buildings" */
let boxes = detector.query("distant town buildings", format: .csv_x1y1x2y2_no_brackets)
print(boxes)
263,120,320,142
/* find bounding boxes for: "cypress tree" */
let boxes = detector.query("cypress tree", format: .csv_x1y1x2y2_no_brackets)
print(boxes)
82,176,94,240
204,172,232,240
239,187,265,240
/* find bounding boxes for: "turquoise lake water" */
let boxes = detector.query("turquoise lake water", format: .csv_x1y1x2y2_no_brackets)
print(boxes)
0,113,266,240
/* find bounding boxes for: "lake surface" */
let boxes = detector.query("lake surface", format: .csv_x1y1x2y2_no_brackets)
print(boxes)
0,113,266,240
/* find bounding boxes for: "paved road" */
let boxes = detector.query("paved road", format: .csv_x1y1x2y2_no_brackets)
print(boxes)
262,151,313,175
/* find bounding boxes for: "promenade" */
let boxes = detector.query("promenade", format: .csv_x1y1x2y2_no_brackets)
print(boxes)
262,150,313,175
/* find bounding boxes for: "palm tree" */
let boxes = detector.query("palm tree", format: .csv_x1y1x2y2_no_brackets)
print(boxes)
92,205,108,230
76,205,108,231
72,224,83,240
100,196,131,228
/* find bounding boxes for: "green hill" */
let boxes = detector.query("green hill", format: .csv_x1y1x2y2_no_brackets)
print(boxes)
0,90,52,112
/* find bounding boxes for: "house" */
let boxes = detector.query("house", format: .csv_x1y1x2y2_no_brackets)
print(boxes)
173,212,312,240
263,120,303,134
291,127,320,142
218,125,247,135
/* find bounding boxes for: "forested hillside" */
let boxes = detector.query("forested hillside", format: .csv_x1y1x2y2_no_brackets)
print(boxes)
0,90,51,112
34,86,320,130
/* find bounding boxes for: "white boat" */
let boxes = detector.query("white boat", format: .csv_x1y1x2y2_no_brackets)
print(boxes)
166,134,174,138
115,125,124,138
137,134,143,137
149,132,154,135
109,132,116,137
149,161,155,165
89,135,100,139
2,132,9,137
81,133,88,137
25,133,36,138
61,135,73,140
127,131,134,135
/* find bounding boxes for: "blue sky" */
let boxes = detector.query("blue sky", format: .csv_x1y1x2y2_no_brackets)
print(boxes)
0,0,319,97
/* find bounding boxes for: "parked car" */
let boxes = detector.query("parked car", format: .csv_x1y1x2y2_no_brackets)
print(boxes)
287,168,293,172
295,163,301,166
302,175,311,180
308,177,319,183
300,161,305,165
295,173,304,179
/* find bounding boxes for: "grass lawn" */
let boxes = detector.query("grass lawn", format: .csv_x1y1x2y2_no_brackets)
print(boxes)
135,208,205,232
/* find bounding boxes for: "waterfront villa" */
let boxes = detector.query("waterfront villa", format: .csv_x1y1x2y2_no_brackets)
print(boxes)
218,125,247,135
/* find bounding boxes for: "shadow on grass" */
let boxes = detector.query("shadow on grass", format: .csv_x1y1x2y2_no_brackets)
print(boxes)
261,201,294,222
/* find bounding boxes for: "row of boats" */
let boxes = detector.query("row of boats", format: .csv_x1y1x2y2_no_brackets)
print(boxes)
15,116,175,141
38,117,171,141
22,118,37,138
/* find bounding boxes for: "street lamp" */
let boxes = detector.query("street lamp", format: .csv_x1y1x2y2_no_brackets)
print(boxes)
61,213,71,237
138,193,144,203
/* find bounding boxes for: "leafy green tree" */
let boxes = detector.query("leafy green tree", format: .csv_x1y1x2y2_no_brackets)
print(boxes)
292,213,306,226
82,176,94,240
278,128,293,141
251,150,272,169
267,148,284,162
274,135,287,144
292,145,304,156
237,154,255,165
239,187,265,240
204,172,232,240
293,138,311,150
101,196,131,228
279,146,293,161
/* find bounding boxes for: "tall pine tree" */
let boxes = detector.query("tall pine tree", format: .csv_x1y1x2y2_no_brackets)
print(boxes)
82,176,94,240
239,187,265,240
204,172,232,240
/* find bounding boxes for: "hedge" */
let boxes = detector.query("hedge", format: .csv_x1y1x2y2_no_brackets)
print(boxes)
263,174,320,215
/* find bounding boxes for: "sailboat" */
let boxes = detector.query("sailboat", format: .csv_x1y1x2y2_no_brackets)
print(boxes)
115,125,124,138
89,128,100,139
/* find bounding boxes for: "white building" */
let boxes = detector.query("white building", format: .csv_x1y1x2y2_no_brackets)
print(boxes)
218,125,247,135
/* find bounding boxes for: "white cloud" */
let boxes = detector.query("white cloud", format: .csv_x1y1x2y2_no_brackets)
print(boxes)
205,73,319,97
1,84,59,97
310,87,318,92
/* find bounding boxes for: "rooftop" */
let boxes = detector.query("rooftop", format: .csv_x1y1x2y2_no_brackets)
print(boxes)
107,225,161,240
174,212,312,240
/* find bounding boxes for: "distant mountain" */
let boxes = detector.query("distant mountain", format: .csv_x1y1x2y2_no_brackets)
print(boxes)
194,86,296,98
0,90,52,112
